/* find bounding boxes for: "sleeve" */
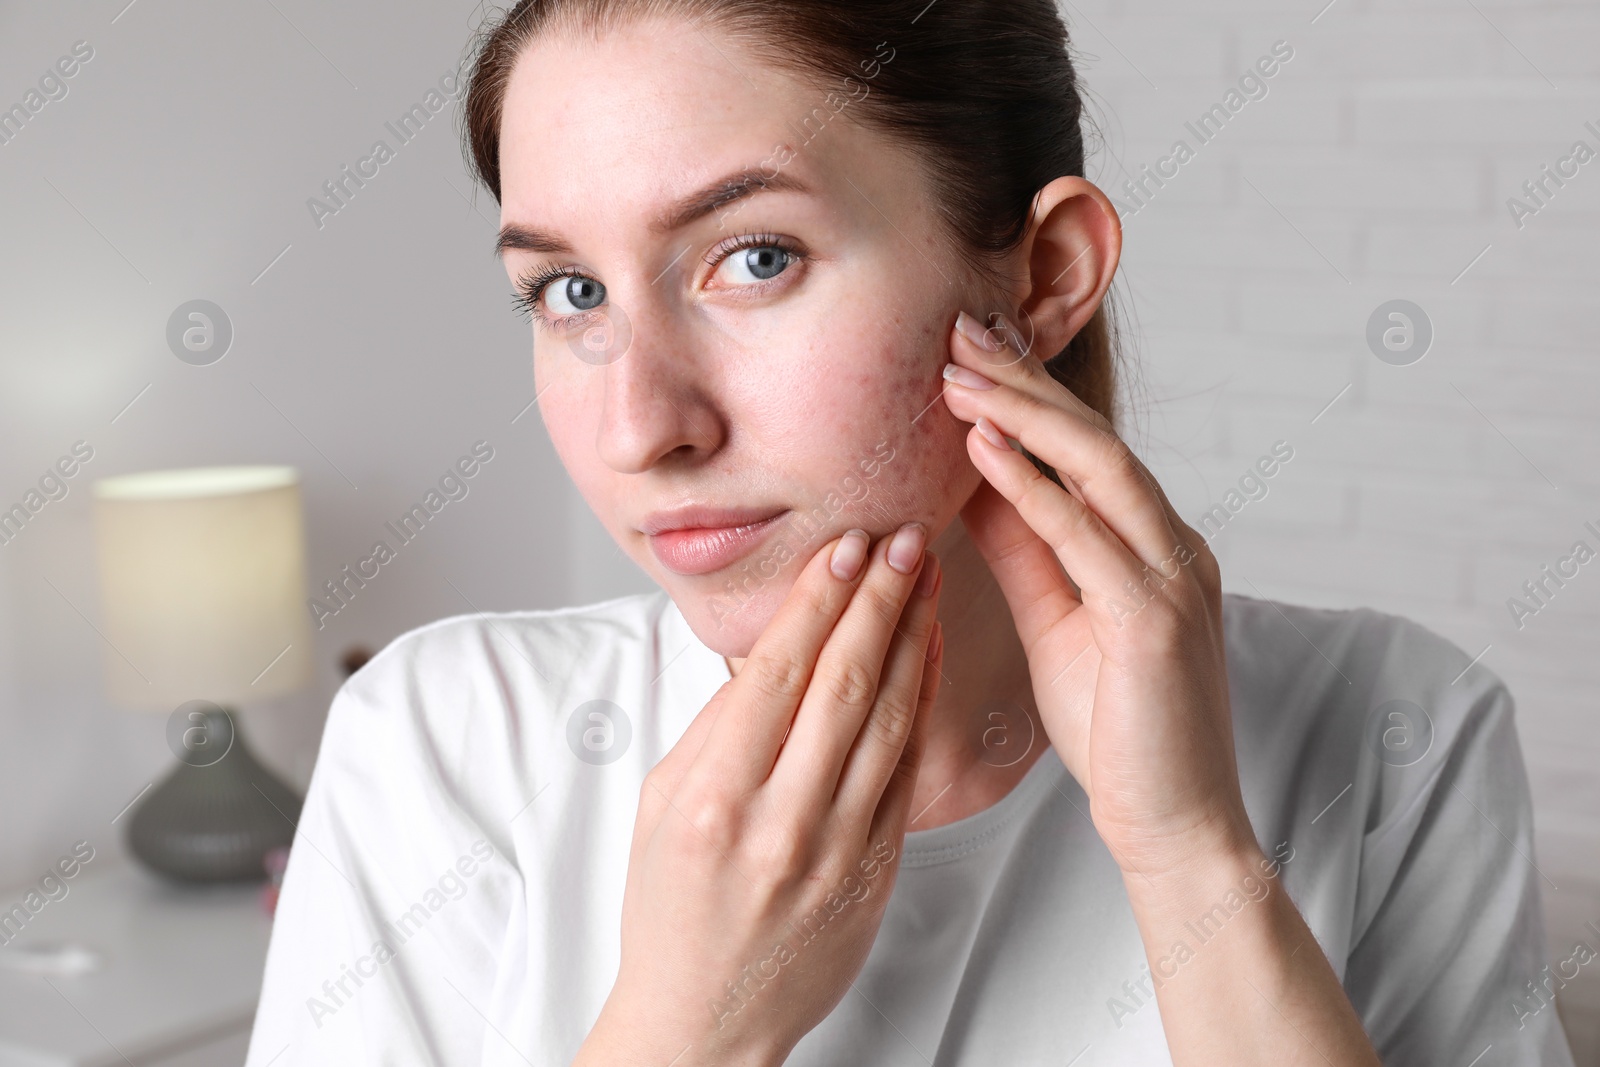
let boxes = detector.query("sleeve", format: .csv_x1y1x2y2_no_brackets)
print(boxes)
1341,674,1577,1067
243,632,525,1066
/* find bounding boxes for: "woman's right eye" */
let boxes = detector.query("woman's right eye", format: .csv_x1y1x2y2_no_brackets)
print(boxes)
541,274,607,318
515,267,608,327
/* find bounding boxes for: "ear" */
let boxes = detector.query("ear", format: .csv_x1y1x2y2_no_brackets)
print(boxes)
1008,177,1122,360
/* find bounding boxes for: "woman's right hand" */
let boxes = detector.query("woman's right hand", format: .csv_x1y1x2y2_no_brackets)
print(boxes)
575,522,945,1067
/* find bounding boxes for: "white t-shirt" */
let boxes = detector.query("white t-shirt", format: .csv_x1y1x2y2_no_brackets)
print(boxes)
245,590,1577,1066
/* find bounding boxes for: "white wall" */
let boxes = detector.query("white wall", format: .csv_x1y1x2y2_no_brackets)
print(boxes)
1,0,1595,1057
1076,0,1600,1055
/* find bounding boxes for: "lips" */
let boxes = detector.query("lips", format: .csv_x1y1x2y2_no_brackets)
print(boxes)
642,507,789,576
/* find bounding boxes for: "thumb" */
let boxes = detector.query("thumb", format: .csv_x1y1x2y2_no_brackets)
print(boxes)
959,477,1080,650
644,679,732,808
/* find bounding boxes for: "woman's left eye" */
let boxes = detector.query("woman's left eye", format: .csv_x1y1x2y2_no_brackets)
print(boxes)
715,244,796,286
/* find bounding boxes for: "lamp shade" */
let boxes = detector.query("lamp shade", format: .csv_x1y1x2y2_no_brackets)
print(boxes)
92,466,313,711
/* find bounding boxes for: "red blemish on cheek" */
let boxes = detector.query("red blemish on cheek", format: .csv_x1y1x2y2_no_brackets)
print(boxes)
814,314,967,496
831,330,950,462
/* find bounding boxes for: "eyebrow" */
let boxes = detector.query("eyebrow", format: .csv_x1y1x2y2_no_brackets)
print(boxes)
494,166,812,257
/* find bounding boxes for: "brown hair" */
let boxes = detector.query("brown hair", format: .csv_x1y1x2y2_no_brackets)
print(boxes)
460,0,1125,436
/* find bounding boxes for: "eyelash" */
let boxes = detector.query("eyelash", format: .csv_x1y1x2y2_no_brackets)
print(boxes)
511,231,806,330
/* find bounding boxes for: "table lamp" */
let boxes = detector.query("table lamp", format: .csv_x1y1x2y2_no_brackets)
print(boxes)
92,466,313,882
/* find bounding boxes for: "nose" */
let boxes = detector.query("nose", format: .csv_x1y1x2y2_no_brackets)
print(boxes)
593,311,724,475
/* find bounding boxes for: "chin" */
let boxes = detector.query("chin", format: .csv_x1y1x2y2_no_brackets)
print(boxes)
643,510,844,659
671,579,786,659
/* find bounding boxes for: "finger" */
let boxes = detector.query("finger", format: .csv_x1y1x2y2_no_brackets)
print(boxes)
971,309,1192,537
950,312,1219,589
832,548,941,821
643,679,732,807
868,620,943,846
630,688,729,885
693,529,872,794
768,523,929,811
960,479,1082,641
944,314,1191,571
962,420,1158,640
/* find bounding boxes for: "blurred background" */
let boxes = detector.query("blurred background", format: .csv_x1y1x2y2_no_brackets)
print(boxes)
0,0,1595,1062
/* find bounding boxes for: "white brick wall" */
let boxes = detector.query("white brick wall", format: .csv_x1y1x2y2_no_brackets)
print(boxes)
1073,0,1600,1057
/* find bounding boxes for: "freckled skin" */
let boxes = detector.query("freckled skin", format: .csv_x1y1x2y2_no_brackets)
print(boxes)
498,17,987,657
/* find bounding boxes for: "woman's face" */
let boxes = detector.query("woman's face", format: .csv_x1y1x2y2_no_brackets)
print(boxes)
498,17,987,657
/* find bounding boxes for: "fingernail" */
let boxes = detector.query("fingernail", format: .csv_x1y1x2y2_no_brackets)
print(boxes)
942,363,996,391
955,310,1003,353
887,522,927,574
831,529,869,580
915,551,941,597
929,621,944,661
975,416,1009,451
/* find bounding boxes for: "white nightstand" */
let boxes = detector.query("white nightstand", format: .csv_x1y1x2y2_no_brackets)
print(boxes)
0,861,272,1067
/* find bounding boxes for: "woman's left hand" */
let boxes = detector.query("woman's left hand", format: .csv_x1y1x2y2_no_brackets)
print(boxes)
940,310,1256,883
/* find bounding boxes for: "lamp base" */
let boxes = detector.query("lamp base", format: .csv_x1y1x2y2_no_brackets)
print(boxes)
126,707,302,882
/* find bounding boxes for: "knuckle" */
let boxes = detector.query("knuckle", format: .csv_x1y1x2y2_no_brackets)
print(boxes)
858,570,906,614
748,652,810,704
1016,464,1066,514
1101,436,1144,482
820,659,879,712
1049,488,1100,544
799,571,847,621
1014,387,1051,422
681,794,741,854
864,697,915,751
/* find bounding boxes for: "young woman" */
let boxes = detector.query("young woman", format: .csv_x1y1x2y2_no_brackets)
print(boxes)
247,2,1576,1064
